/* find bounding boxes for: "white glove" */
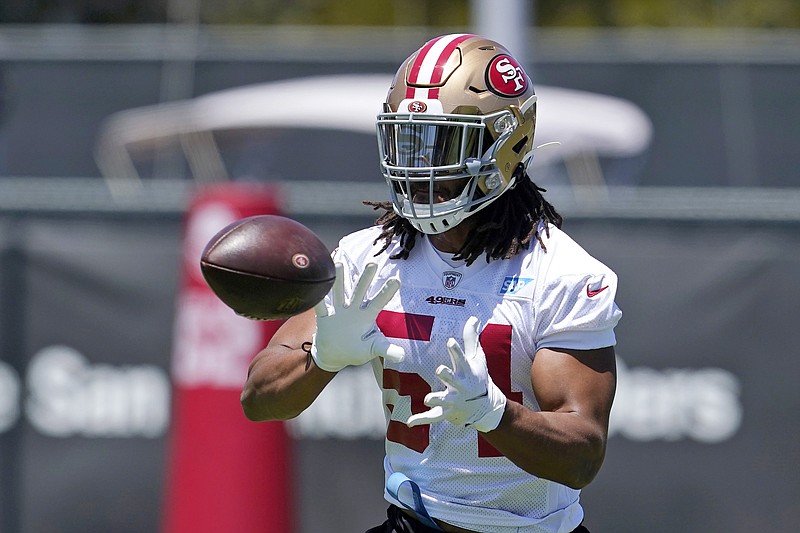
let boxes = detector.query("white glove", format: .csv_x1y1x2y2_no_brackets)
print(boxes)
407,316,507,433
310,262,405,372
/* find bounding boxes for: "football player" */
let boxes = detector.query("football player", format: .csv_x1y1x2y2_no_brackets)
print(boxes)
241,34,622,533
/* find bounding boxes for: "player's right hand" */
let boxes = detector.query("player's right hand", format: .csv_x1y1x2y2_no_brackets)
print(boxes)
310,262,405,372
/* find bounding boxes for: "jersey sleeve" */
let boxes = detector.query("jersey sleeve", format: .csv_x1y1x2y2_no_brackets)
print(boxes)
533,270,622,351
320,240,353,315
321,227,383,314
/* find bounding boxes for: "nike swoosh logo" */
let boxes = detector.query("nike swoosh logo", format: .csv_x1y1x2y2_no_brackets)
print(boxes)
586,285,609,298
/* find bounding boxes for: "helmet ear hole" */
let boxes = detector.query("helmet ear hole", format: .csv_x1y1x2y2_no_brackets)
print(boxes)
512,136,529,155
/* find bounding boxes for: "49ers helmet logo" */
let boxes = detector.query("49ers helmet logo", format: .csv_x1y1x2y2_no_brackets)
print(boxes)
408,100,428,113
486,54,528,97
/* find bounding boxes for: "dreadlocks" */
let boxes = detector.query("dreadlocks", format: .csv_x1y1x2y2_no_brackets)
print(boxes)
363,165,563,267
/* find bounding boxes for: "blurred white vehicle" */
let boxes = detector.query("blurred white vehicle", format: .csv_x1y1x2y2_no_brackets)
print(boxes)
94,74,653,196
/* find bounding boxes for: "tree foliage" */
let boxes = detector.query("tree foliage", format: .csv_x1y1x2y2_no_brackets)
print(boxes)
537,0,800,28
1,0,799,27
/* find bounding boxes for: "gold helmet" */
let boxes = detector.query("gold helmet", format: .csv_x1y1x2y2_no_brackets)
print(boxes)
377,33,537,234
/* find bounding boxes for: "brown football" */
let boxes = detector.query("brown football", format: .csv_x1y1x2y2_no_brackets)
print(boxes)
200,215,336,320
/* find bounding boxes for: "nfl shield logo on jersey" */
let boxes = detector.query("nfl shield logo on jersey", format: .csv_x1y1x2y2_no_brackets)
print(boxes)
442,271,462,290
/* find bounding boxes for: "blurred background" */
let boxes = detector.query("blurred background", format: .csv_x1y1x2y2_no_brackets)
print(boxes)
0,1,798,532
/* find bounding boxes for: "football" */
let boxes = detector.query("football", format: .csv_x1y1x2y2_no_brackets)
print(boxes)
200,215,336,320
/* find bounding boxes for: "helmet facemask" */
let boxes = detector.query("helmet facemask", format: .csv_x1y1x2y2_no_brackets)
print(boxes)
377,99,535,235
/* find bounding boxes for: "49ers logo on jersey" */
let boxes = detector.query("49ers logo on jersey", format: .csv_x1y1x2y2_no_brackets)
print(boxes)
486,54,528,97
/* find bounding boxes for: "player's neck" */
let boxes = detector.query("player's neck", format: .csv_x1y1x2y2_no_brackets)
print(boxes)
428,242,464,268
426,219,476,254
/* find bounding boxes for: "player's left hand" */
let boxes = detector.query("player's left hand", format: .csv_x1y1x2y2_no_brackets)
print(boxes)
407,316,507,433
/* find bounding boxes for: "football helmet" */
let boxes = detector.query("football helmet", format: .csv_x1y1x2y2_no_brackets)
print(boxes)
377,33,537,234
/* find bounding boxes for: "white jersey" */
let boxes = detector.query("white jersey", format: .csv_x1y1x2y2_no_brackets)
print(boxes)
326,223,622,533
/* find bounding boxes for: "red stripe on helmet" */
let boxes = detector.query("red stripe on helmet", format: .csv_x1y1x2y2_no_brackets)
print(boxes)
429,35,474,85
405,34,475,100
428,34,473,100
406,36,443,98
